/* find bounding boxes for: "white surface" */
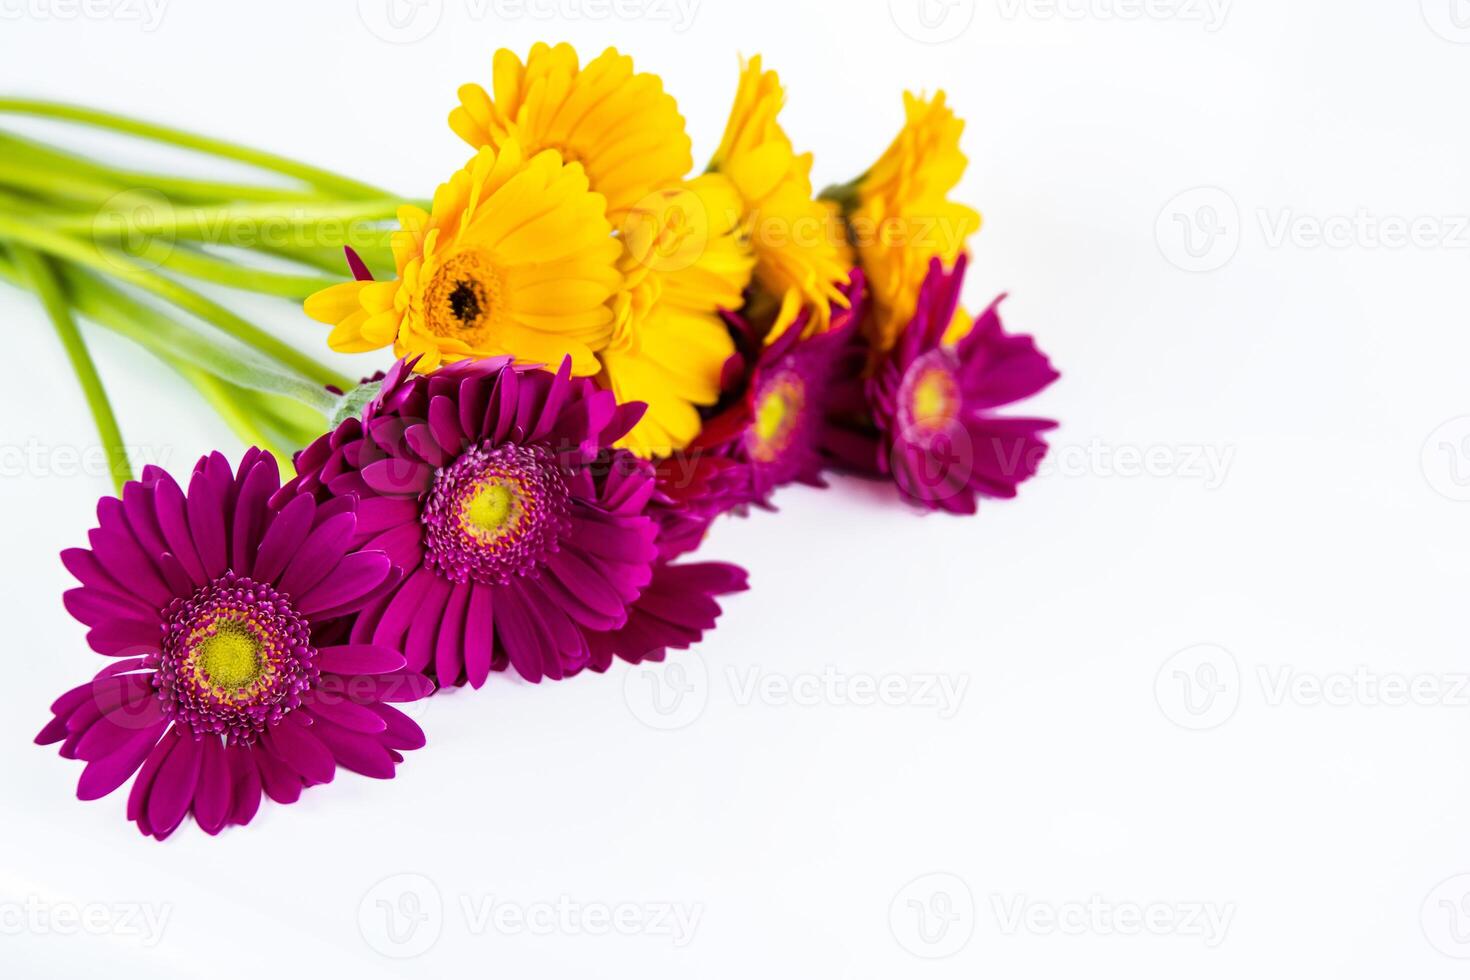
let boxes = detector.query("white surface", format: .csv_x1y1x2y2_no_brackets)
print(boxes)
3,1,1469,976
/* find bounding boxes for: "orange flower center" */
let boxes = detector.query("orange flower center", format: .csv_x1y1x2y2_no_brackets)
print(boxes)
425,250,504,347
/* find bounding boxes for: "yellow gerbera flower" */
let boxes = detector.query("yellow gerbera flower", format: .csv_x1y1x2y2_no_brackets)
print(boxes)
843,92,981,353
709,55,850,332
449,43,693,221
599,174,755,456
304,141,621,374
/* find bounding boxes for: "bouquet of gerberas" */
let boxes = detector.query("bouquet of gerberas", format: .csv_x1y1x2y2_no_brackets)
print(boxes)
6,43,1058,839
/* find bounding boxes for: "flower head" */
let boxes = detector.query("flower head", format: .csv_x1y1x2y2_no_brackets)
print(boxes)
600,174,755,456
37,450,430,839
692,271,865,502
709,55,851,329
287,356,745,686
450,43,692,220
843,92,981,353
304,142,622,374
828,255,1059,513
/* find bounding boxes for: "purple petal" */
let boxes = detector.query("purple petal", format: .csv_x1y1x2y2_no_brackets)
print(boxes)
295,551,393,616
193,736,233,835
75,723,166,801
463,584,495,688
277,512,357,599
264,720,335,784
146,731,203,837
252,491,316,586
318,644,408,676
185,469,227,578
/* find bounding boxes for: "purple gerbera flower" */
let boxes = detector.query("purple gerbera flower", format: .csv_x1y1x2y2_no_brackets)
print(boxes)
826,254,1060,513
642,274,864,561
693,273,866,503
286,356,746,687
37,449,430,840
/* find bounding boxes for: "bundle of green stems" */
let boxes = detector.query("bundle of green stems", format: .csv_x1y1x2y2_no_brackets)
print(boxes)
0,99,418,490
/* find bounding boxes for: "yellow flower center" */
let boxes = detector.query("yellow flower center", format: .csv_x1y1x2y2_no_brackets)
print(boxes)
461,479,524,543
197,620,264,692
470,481,523,537
748,373,805,463
911,366,960,428
425,250,505,347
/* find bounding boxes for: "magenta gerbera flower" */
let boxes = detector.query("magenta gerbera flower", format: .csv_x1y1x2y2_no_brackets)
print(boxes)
826,254,1060,513
37,449,431,840
692,273,866,503
287,356,746,687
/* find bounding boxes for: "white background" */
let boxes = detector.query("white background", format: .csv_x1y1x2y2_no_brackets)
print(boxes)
3,0,1469,976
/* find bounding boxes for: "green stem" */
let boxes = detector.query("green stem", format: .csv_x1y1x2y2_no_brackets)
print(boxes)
0,156,128,208
260,239,396,278
0,98,390,200
175,361,287,458
7,244,131,492
0,251,337,412
818,175,865,214
55,196,405,243
150,242,338,299
45,262,337,414
0,252,334,455
0,212,350,390
0,130,334,205
232,383,328,452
